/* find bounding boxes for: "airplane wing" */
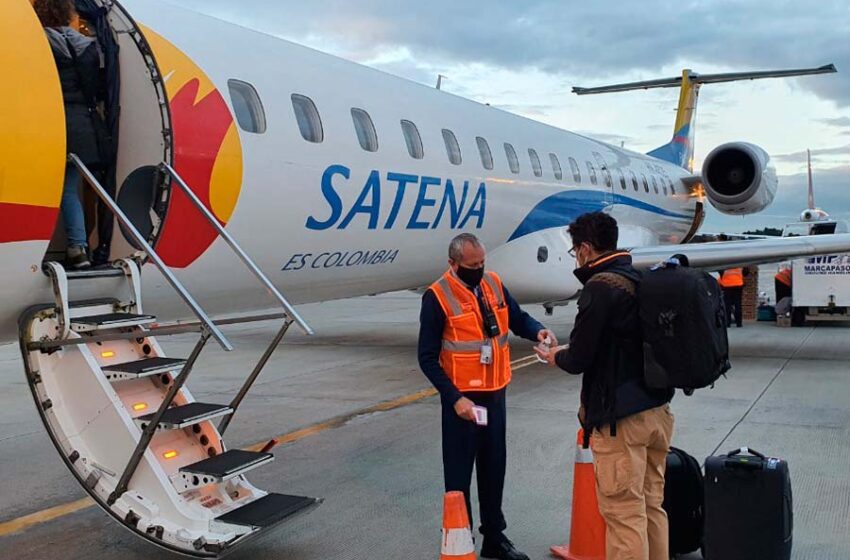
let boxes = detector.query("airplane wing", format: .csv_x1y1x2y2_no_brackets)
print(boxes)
629,233,850,270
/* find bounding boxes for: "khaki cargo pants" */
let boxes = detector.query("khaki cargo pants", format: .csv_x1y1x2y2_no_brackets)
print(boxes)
590,405,674,560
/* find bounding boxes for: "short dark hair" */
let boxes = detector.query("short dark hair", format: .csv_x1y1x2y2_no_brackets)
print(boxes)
568,212,618,252
33,0,75,27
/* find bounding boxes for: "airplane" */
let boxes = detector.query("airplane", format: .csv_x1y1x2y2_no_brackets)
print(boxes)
3,0,849,556
799,148,831,223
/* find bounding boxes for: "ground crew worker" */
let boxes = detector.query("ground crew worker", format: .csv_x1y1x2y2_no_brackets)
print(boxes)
719,267,746,327
536,212,674,560
418,233,555,560
775,265,792,304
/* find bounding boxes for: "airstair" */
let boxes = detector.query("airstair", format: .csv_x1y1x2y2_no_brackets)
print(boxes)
19,155,320,556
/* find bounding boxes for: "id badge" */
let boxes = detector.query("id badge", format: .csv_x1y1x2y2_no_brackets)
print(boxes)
480,344,493,365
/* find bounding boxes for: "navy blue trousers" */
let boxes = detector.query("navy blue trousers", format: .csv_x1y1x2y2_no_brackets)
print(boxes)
441,388,507,538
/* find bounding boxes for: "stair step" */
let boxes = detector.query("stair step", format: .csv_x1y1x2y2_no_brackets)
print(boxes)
102,357,186,380
70,313,156,333
136,402,232,430
65,267,126,280
174,450,273,491
215,493,320,529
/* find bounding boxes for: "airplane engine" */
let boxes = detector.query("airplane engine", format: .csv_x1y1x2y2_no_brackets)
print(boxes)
701,142,777,215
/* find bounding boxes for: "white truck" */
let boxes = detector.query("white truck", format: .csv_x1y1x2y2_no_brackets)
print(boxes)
783,220,850,322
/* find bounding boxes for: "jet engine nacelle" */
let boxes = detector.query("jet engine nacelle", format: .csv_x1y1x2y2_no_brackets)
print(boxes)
701,142,777,215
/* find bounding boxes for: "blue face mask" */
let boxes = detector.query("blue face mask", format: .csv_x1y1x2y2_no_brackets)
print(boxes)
457,265,484,287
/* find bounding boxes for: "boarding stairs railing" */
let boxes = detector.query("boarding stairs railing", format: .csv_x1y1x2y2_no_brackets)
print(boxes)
27,154,317,527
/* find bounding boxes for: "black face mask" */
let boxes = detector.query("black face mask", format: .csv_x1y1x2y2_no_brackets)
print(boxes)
456,265,485,287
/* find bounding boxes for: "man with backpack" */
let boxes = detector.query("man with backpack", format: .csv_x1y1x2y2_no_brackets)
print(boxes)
536,212,674,560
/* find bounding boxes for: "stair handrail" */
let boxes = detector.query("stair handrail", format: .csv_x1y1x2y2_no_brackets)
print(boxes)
68,154,234,351
159,162,314,336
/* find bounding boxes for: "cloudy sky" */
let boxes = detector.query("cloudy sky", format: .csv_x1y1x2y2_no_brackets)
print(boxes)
177,0,850,233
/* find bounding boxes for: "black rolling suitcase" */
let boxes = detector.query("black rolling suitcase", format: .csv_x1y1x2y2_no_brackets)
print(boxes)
704,447,792,560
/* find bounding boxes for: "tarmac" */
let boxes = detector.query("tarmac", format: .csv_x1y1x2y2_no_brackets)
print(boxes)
1,290,849,559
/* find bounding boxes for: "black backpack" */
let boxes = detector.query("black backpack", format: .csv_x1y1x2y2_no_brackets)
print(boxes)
663,446,704,556
638,263,730,392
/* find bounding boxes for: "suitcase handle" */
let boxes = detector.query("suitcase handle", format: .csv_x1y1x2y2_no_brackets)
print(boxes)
726,446,766,459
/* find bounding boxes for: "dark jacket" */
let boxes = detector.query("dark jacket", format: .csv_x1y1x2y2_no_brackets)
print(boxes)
555,252,672,443
45,26,104,167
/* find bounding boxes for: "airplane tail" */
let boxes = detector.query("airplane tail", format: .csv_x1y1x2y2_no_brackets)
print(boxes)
573,64,837,172
807,148,815,209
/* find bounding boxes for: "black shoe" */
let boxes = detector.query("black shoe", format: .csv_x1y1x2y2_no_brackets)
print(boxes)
66,245,91,269
480,536,529,560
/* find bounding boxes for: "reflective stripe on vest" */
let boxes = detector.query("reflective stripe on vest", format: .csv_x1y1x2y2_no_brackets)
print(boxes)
481,272,505,307
435,276,462,316
430,270,512,392
719,268,744,288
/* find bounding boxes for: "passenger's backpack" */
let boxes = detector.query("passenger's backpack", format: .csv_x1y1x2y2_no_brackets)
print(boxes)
663,446,704,556
638,263,730,392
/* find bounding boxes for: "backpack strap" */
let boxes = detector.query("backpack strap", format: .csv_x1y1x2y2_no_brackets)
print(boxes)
587,272,637,297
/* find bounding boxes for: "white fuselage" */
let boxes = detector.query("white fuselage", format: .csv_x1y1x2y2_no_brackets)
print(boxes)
0,0,698,342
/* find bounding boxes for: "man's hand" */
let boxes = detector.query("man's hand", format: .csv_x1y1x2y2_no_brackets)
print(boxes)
537,329,559,346
535,344,568,366
454,397,477,421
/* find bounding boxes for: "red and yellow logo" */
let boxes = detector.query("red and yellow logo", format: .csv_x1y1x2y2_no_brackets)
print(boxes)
142,27,243,268
0,1,65,244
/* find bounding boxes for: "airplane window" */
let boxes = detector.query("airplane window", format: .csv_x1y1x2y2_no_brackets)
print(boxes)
401,120,424,159
668,177,676,195
351,108,379,152
291,94,323,143
228,79,267,134
569,157,581,183
586,161,598,185
476,137,494,170
617,169,626,190
663,185,668,196
629,170,638,191
592,152,611,187
442,129,462,165
641,174,649,193
504,143,520,173
528,149,543,177
601,167,612,188
651,175,659,194
549,153,563,180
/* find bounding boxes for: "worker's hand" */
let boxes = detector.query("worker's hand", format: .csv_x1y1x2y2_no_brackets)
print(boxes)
537,329,558,346
454,397,477,422
535,344,567,366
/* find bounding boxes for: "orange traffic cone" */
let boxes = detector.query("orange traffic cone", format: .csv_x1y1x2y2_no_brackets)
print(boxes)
550,429,606,560
441,491,476,560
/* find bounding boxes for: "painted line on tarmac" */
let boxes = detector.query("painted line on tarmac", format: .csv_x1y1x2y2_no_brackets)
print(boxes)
0,354,544,538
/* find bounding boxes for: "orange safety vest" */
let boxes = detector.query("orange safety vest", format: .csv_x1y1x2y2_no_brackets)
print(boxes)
429,269,512,392
775,268,792,287
719,268,744,288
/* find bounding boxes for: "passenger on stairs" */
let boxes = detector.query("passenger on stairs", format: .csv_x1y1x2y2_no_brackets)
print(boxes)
35,0,108,269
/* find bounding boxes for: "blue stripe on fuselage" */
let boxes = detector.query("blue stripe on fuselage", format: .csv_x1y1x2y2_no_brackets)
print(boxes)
507,189,693,242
